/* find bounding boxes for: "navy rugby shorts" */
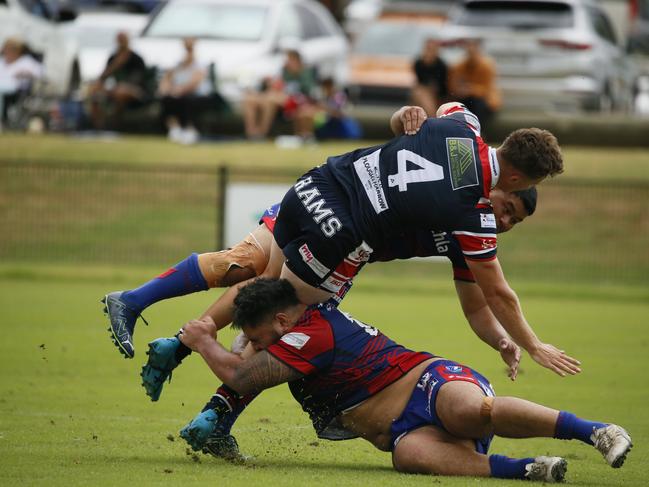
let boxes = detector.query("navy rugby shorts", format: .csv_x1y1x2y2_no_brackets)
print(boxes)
274,166,372,294
390,359,495,453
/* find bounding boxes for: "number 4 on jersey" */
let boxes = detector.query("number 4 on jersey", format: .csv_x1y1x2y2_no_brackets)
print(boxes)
388,149,444,192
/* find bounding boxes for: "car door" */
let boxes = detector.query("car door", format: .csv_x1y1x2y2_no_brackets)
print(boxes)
291,0,348,83
586,4,632,109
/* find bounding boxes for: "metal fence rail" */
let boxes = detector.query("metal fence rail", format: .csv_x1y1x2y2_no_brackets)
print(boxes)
1,161,647,286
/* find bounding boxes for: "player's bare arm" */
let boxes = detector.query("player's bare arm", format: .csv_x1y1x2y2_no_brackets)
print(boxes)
454,280,521,380
467,257,581,376
390,105,427,136
180,316,303,395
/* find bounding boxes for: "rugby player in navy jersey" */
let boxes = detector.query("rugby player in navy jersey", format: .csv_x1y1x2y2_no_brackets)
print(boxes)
175,278,631,482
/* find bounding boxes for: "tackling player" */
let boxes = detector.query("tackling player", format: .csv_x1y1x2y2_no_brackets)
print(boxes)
176,278,632,482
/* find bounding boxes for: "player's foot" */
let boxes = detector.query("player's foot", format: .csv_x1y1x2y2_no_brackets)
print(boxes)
524,456,567,482
101,291,147,359
141,337,181,401
203,434,243,462
180,409,220,451
591,424,633,468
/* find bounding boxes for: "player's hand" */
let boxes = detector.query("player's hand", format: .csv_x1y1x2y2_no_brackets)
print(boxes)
528,342,581,377
179,316,217,352
231,332,250,355
498,337,521,381
399,106,427,135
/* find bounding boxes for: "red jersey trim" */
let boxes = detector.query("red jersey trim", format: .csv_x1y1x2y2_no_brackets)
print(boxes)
261,215,277,233
476,135,491,197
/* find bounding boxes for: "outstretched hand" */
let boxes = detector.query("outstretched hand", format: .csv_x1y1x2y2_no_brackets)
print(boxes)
179,316,217,352
399,106,428,135
498,337,521,381
529,342,581,377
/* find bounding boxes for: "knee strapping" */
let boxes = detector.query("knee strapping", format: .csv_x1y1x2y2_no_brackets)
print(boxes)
480,396,494,423
200,235,268,287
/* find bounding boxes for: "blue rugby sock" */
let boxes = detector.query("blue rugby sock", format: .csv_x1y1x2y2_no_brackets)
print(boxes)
489,454,535,479
554,411,606,445
202,385,258,435
120,253,208,312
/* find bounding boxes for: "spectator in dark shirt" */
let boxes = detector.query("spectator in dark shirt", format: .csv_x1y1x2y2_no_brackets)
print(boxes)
87,31,147,129
411,38,448,116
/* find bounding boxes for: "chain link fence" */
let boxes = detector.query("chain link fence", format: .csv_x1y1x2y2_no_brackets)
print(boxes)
1,161,647,286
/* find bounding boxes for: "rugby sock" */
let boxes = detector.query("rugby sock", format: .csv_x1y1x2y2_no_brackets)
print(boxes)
554,411,606,445
489,454,535,479
120,253,208,312
173,331,192,362
201,384,258,435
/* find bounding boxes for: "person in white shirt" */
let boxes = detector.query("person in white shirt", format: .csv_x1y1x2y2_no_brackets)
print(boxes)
0,37,43,128
158,38,211,145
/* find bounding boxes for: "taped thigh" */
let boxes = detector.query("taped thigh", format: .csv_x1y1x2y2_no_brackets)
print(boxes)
200,234,268,287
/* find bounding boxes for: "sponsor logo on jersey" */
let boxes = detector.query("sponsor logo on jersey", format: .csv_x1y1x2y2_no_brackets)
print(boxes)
352,148,389,214
347,241,373,263
446,138,478,191
321,274,346,293
280,332,311,350
432,231,449,253
480,213,497,229
446,365,463,373
299,244,330,278
294,177,342,237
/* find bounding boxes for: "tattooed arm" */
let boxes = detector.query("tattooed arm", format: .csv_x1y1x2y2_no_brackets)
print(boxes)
180,317,304,396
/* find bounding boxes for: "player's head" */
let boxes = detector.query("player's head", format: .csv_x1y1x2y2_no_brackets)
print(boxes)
490,186,537,233
496,128,563,192
233,278,302,351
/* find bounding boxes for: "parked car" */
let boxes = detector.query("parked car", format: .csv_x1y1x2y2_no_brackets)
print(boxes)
131,0,349,106
441,0,635,112
346,14,446,106
0,0,79,96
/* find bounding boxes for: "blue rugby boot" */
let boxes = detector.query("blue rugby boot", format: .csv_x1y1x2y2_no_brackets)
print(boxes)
180,409,220,452
141,337,181,401
101,291,148,359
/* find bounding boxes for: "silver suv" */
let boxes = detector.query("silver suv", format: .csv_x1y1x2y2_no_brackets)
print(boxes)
441,0,634,112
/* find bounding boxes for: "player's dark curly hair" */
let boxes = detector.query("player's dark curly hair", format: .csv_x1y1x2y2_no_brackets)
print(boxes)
232,278,300,330
500,128,563,180
512,186,537,216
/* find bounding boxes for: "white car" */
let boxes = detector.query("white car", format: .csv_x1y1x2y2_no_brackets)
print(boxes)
132,0,349,105
441,0,635,112
61,11,149,84
0,0,79,96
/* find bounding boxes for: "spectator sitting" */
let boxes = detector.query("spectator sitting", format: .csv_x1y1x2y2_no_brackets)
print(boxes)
87,31,147,130
158,38,211,145
242,49,316,139
0,37,43,130
411,38,448,116
448,39,501,129
295,77,361,141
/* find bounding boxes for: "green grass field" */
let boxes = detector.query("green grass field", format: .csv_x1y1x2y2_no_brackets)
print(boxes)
0,264,647,486
1,134,647,485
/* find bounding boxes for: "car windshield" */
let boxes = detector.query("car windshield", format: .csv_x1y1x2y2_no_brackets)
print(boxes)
354,22,440,56
144,2,269,41
75,27,129,48
456,1,574,29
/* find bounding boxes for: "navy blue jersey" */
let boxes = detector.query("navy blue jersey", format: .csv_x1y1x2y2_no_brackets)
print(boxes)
265,305,433,439
323,105,498,262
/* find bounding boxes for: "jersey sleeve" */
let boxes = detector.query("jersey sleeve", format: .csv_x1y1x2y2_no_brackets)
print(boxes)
438,103,481,136
451,207,497,262
447,237,476,282
265,312,335,375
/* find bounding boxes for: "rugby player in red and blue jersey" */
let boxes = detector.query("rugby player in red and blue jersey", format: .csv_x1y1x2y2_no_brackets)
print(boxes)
177,278,632,482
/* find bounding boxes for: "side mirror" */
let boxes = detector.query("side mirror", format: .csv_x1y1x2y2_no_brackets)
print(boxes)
57,7,78,23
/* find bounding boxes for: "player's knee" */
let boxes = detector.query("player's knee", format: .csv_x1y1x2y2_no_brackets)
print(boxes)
438,385,492,438
198,238,268,288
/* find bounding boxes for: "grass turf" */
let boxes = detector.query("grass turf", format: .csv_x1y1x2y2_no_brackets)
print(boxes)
0,264,647,486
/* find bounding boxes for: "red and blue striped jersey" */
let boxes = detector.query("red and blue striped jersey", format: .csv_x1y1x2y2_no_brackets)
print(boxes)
265,304,433,439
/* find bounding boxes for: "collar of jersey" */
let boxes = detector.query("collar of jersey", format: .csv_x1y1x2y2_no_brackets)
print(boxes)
488,147,500,190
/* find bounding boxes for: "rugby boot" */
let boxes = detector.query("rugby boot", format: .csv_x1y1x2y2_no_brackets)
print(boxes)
101,291,148,359
203,433,244,462
591,424,633,468
141,337,181,401
524,456,567,482
180,409,220,451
